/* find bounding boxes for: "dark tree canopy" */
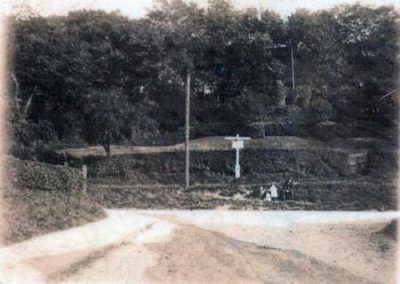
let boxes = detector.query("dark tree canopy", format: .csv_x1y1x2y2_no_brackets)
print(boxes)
8,0,400,157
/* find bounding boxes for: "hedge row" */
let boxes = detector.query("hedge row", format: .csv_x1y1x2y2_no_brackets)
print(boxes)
74,148,366,182
3,157,105,244
8,157,84,192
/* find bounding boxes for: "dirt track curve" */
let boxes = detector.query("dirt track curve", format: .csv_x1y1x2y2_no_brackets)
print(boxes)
1,210,398,284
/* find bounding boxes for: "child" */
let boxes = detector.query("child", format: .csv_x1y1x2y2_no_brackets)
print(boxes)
260,186,272,202
265,192,272,202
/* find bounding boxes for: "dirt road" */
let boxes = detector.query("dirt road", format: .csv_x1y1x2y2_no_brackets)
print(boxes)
1,210,398,283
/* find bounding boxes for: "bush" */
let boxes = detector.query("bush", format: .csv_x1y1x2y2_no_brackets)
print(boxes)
9,157,84,192
3,157,106,244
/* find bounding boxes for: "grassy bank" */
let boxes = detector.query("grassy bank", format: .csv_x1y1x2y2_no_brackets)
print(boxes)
88,180,397,211
2,188,106,244
3,157,106,244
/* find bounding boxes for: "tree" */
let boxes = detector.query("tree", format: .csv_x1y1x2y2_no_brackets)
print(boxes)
82,88,131,157
335,5,399,127
9,2,399,154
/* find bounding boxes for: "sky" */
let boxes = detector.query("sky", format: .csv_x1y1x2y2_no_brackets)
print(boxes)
2,0,400,19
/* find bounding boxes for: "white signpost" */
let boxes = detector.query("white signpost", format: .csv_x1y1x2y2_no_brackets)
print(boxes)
225,134,251,178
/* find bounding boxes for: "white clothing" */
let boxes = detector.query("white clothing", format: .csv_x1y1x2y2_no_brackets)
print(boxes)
270,184,278,198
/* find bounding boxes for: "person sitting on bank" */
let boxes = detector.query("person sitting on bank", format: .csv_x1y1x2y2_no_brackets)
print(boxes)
259,186,266,199
259,186,272,202
270,182,278,201
283,178,294,200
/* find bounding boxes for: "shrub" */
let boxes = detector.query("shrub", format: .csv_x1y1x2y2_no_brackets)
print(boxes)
8,157,84,192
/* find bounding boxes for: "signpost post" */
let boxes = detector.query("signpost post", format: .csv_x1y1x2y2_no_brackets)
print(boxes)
82,164,87,194
225,134,251,178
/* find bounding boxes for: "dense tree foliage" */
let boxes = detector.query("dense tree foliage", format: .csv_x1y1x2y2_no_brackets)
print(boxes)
8,0,399,156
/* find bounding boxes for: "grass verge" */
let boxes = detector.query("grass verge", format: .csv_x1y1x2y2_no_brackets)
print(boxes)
2,188,106,244
88,181,397,211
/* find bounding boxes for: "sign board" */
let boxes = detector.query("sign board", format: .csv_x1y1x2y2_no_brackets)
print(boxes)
224,134,251,178
232,140,244,149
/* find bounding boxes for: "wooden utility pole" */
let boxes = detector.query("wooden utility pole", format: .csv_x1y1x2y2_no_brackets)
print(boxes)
290,46,296,90
185,71,191,189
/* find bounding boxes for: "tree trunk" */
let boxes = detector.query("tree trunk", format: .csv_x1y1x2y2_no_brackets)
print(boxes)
276,80,287,107
290,47,297,104
11,73,36,120
104,144,110,158
11,72,21,117
101,130,112,157
23,93,34,118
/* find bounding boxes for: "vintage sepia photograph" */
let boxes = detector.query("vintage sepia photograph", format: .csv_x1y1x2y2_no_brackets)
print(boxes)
0,0,399,283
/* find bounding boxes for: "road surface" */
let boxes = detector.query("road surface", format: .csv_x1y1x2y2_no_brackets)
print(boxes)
1,210,399,283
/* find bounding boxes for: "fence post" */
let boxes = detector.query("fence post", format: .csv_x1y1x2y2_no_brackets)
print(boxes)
82,164,87,194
